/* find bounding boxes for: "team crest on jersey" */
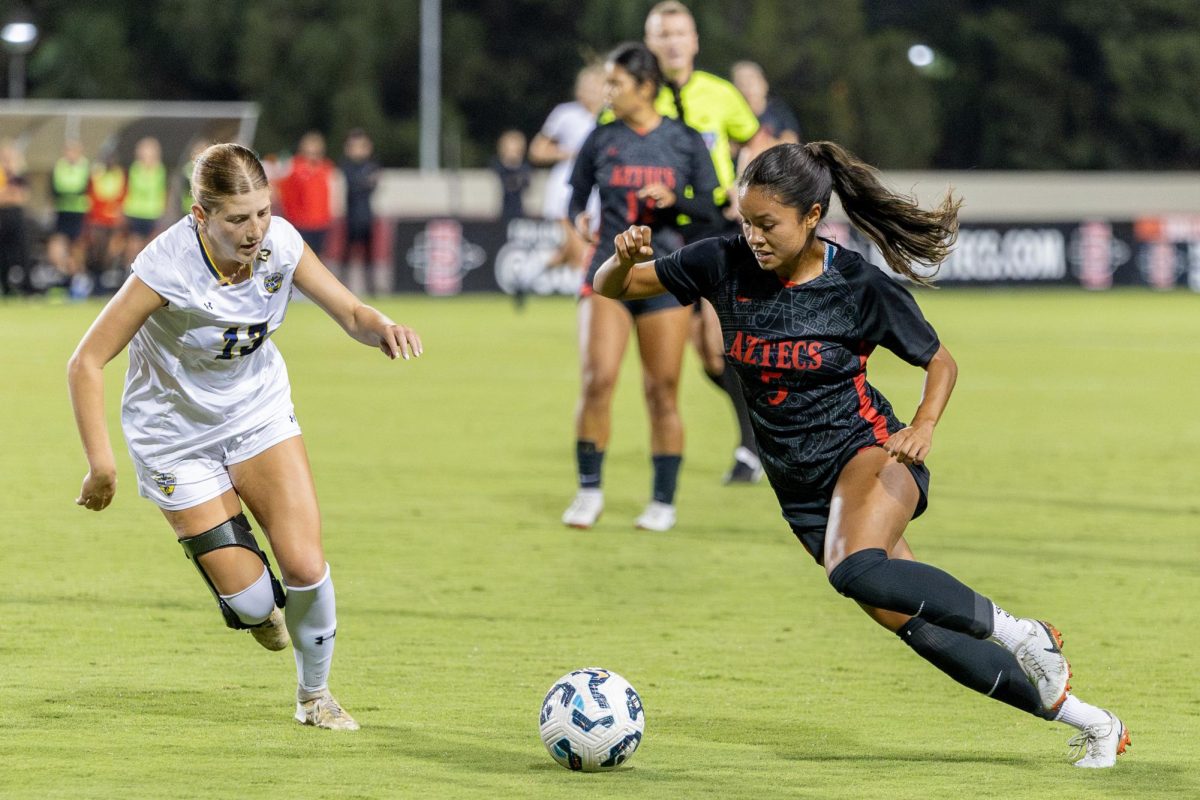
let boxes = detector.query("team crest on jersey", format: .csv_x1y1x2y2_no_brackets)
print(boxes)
152,471,176,496
263,272,283,293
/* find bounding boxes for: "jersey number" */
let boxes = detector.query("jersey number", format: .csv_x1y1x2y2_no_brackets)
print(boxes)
760,370,788,406
624,191,656,225
217,323,267,360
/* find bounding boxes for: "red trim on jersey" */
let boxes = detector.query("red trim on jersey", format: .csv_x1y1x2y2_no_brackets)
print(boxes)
854,354,890,444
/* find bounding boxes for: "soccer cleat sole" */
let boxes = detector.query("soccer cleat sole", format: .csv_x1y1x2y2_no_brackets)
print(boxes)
565,513,601,530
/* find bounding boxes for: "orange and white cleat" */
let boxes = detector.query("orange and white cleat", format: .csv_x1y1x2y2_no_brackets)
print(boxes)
1068,711,1131,768
1014,620,1072,714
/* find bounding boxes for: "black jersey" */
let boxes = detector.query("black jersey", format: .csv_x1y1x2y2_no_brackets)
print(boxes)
655,236,940,492
569,118,718,280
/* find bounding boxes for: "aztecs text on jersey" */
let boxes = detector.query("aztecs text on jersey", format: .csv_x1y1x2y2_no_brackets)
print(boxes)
570,117,717,280
656,236,940,491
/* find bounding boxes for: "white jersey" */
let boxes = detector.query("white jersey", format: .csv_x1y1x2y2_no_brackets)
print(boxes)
539,101,598,219
122,215,306,465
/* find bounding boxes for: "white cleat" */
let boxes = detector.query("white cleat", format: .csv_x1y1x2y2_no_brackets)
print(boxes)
562,489,604,529
295,688,360,731
1068,711,1131,768
249,606,290,651
634,501,676,532
1013,620,1072,714
722,446,764,484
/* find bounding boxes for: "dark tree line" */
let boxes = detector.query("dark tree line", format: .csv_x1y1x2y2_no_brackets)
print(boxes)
11,0,1200,169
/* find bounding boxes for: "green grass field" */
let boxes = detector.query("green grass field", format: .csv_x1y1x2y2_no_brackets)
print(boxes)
3,290,1197,799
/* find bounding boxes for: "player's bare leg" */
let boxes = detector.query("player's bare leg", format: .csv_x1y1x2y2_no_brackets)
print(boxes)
230,436,358,730
632,305,691,531
564,294,633,528
693,299,760,483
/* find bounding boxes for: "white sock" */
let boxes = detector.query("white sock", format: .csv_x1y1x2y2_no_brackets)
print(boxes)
219,566,274,626
1054,695,1111,730
989,605,1033,651
284,563,337,694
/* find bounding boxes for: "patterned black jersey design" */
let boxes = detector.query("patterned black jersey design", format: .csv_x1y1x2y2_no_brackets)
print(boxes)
655,236,940,493
569,118,718,281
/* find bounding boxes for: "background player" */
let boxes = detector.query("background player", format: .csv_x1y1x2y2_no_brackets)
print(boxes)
591,141,1130,769
561,42,718,532
644,0,771,484
731,60,803,145
68,143,423,731
529,63,606,273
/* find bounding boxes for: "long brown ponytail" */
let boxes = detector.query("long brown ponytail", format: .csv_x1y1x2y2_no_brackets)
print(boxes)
738,141,961,285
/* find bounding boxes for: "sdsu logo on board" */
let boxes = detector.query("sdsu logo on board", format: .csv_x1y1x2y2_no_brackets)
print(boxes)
152,471,177,496
263,272,284,294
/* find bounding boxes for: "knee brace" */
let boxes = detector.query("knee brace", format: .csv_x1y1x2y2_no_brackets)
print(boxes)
827,547,889,600
180,513,286,630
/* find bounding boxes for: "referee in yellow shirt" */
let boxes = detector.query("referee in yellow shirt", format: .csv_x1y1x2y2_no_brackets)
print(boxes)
645,0,772,484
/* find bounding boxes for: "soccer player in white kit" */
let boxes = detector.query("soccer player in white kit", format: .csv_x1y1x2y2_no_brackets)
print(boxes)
529,64,605,271
68,143,423,731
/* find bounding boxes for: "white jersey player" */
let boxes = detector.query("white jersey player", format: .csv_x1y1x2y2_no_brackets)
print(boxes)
529,64,605,270
68,143,423,732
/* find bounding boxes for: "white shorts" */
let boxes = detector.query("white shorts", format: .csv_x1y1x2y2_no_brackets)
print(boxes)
131,411,302,511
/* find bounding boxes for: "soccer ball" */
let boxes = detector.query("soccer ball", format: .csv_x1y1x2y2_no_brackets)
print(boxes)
538,667,645,772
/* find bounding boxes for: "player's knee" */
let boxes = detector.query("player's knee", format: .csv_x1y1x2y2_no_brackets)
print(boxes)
281,556,328,589
642,378,679,417
827,547,889,600
581,369,618,406
180,513,287,630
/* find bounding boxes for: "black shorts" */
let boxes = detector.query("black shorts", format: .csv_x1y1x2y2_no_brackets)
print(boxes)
125,216,157,238
55,211,85,239
779,449,931,565
346,219,373,250
579,277,683,318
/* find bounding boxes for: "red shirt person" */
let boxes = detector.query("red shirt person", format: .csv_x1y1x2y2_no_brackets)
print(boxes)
278,131,335,255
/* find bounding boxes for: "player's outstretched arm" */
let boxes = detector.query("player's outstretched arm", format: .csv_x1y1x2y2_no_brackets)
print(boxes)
293,245,423,361
883,344,958,466
67,275,164,511
593,225,669,301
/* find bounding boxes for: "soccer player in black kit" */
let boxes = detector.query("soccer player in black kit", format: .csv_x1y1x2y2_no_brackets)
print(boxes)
593,141,1130,769
561,42,719,533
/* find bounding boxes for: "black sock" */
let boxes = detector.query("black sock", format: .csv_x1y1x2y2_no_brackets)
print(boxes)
897,617,1054,719
651,454,682,504
828,548,994,638
576,440,604,489
706,368,757,456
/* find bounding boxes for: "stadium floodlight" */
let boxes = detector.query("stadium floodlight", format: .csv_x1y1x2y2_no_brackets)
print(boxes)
1,22,37,50
2,11,38,100
907,44,935,69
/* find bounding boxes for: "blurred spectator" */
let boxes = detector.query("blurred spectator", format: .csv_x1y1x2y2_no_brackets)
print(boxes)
339,128,381,294
279,131,335,255
491,129,531,224
0,141,30,296
47,140,91,295
178,140,209,216
731,60,802,145
123,136,168,264
529,64,605,269
85,149,127,287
